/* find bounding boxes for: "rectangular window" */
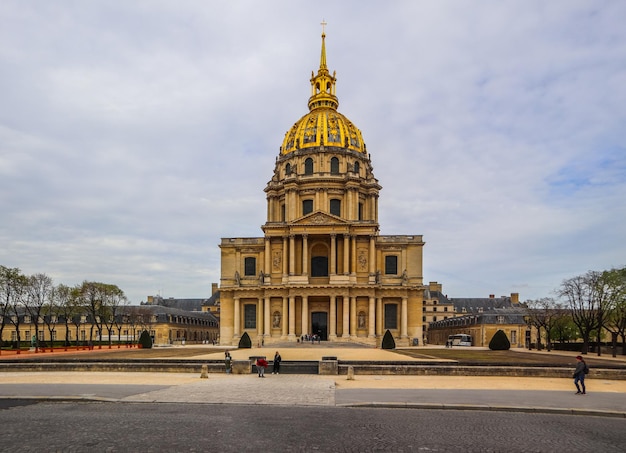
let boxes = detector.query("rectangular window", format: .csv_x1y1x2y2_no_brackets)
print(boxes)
358,203,363,220
330,199,341,216
244,304,256,329
384,255,398,275
384,304,398,329
303,199,313,215
244,257,256,276
511,330,517,344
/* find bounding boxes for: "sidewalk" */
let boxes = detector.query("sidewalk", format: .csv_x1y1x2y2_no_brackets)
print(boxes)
1,371,625,418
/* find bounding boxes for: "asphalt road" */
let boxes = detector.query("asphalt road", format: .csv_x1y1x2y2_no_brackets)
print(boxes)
1,400,625,452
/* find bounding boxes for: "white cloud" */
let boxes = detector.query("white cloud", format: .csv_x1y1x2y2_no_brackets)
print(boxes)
1,1,624,303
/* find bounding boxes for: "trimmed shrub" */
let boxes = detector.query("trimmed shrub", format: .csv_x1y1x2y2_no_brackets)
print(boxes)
138,330,153,349
381,329,396,350
489,329,511,350
238,332,252,349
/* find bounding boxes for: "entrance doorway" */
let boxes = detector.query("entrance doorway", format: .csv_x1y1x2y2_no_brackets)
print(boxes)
311,312,328,341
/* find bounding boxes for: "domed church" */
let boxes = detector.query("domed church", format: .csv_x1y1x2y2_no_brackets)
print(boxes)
218,29,425,346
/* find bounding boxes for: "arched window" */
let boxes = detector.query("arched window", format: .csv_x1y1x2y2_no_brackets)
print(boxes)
304,158,313,175
353,161,360,174
330,199,341,217
330,157,339,174
302,200,313,215
285,163,292,175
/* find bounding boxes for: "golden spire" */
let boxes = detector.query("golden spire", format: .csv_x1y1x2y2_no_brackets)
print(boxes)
308,22,338,111
320,20,327,70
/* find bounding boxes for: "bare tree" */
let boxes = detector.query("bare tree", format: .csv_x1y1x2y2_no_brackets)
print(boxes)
42,282,63,350
113,297,131,344
559,271,601,354
24,273,54,352
53,284,74,346
0,266,22,346
100,284,127,347
76,281,105,346
3,268,28,349
524,297,567,351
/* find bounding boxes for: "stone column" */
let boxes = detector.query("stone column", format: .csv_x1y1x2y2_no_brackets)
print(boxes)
368,296,376,338
350,235,357,275
401,296,408,338
343,235,349,275
282,236,288,276
281,296,288,338
301,295,308,338
302,234,308,275
342,296,350,338
329,295,337,340
288,295,296,340
330,234,337,275
376,297,383,336
264,296,271,339
233,297,240,338
289,235,295,275
264,237,271,279
350,296,357,339
257,297,264,337
369,235,376,275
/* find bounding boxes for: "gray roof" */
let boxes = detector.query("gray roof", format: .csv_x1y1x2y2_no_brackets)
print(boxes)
449,296,514,313
143,297,208,312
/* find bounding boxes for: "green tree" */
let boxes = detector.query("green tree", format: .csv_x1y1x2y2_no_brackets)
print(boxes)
602,266,626,356
138,330,153,348
238,332,252,348
381,329,396,349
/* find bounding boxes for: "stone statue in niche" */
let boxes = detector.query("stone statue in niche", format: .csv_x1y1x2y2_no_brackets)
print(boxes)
358,311,366,329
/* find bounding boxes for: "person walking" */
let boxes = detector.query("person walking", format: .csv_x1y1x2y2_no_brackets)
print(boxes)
224,352,232,374
272,351,282,374
256,357,268,377
573,355,588,394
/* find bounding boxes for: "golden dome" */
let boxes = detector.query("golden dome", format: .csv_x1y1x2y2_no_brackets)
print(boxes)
280,30,366,155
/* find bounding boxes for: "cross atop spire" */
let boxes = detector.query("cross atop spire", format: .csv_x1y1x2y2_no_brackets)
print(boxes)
321,19,327,35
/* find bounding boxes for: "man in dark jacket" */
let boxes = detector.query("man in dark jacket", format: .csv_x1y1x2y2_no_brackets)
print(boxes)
272,351,282,374
573,355,587,394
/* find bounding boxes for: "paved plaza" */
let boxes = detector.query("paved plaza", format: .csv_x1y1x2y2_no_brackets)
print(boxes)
1,346,626,417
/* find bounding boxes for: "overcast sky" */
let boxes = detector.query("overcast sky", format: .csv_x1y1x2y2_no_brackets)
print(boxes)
1,1,624,304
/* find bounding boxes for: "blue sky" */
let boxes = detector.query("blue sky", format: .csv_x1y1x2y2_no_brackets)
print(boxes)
1,1,624,303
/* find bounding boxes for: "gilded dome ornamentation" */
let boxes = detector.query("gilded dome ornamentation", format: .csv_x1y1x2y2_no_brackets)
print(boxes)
280,31,366,156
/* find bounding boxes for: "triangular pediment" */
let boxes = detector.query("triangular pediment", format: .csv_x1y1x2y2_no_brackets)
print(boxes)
292,211,348,226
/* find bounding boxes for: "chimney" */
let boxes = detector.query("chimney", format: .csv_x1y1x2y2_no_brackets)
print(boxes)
489,294,495,299
511,293,519,304
212,283,218,295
